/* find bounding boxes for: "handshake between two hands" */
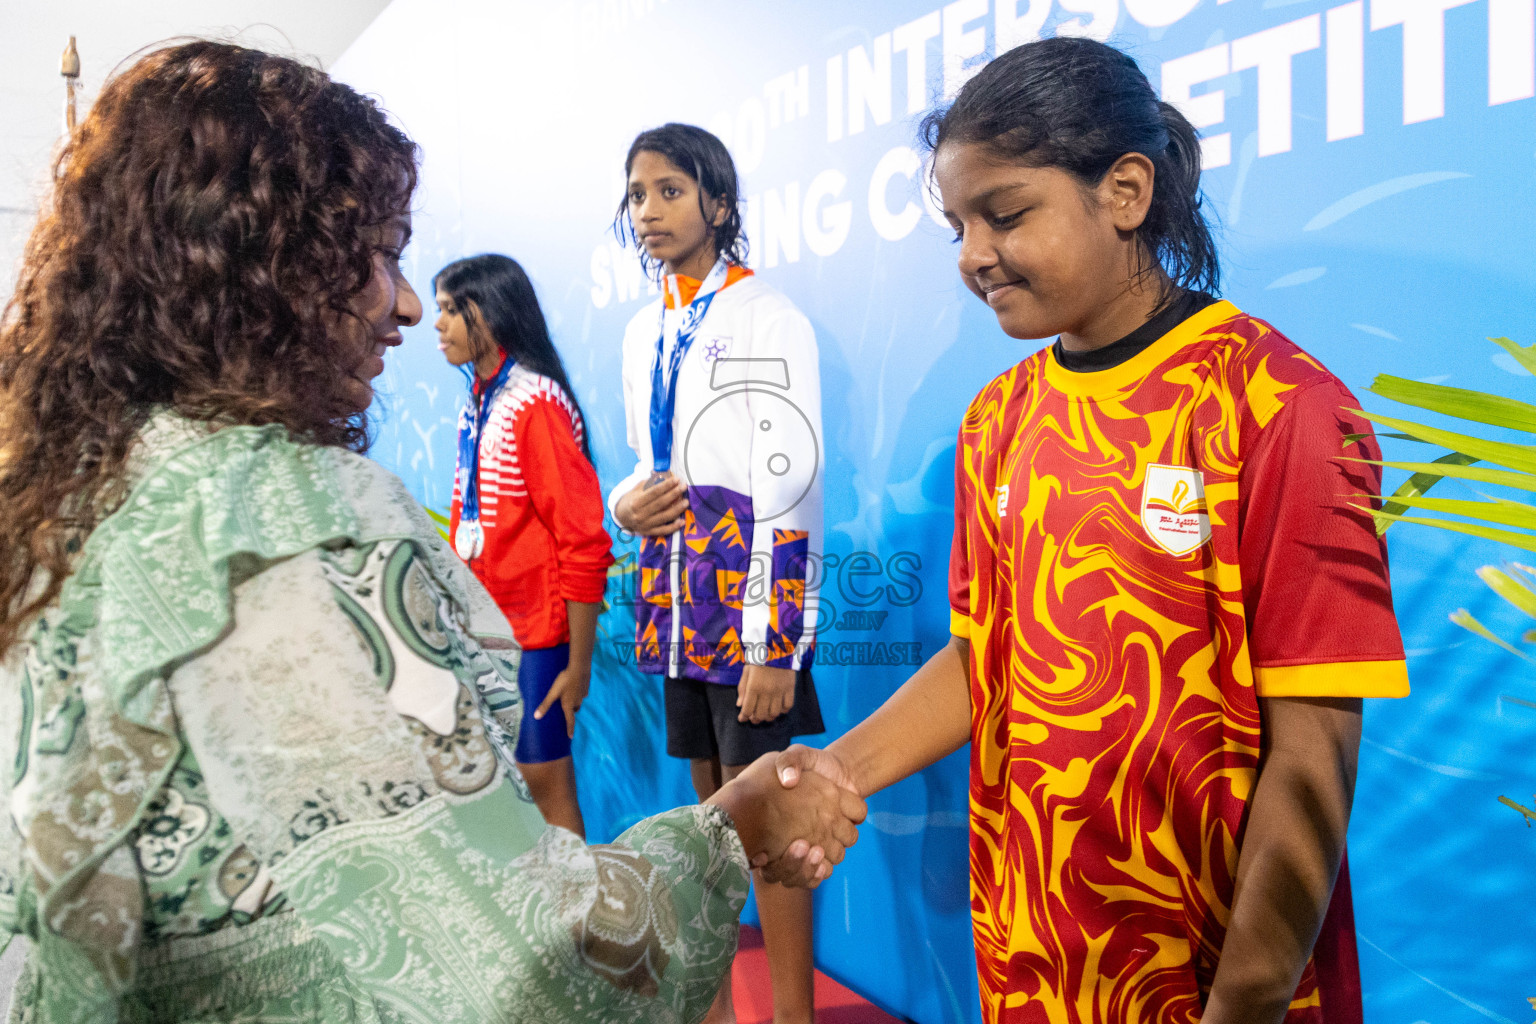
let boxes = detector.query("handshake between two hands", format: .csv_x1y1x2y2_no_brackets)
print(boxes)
706,745,865,888
620,479,868,885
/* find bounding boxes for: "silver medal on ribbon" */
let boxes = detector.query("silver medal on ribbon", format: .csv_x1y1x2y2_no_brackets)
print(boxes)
455,518,485,560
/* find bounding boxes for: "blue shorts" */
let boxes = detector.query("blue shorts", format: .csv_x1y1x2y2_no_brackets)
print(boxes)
515,643,573,764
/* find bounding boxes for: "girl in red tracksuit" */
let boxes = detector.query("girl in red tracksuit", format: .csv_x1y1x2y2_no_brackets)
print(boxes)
436,253,614,837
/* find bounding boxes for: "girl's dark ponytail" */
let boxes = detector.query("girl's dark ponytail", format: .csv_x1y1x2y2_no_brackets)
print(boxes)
434,254,595,464
922,37,1220,298
1146,100,1219,296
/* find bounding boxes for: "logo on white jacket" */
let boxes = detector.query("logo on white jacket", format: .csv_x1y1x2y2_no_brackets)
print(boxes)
683,357,820,524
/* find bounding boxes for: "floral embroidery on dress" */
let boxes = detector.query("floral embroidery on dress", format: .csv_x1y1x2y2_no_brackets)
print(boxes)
576,846,675,997
127,760,287,942
134,785,211,877
215,845,260,901
285,790,350,848
321,539,515,799
25,617,87,763
0,415,749,1023
406,688,497,796
358,778,433,817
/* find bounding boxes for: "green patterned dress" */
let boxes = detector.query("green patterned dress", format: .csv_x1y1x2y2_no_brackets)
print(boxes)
0,414,748,1023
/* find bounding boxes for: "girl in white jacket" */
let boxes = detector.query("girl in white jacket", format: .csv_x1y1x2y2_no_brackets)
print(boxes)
608,123,824,1024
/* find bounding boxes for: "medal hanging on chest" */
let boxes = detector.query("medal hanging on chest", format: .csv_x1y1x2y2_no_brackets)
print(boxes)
648,258,731,475
454,518,485,561
455,354,516,561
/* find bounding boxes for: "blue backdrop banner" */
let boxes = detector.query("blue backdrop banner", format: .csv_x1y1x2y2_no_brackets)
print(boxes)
333,2,1535,1020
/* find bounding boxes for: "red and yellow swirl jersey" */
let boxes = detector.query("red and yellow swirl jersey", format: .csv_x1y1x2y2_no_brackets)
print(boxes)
948,301,1409,1024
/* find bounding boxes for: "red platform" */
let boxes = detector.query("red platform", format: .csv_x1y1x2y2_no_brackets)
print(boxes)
729,925,906,1024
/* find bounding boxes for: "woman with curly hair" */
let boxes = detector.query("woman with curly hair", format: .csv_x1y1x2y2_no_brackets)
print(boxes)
0,41,863,1023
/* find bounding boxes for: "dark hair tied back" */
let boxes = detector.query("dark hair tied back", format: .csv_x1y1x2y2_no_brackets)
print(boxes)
613,123,748,279
433,254,594,464
921,37,1220,296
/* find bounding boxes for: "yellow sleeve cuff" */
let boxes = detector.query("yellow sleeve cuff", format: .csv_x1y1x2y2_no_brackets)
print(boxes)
950,609,971,639
1255,659,1410,698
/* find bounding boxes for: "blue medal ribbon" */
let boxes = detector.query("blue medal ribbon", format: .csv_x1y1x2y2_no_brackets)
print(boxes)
648,259,730,475
455,353,516,560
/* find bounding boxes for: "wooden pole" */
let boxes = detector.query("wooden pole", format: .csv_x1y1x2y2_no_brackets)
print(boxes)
60,36,80,134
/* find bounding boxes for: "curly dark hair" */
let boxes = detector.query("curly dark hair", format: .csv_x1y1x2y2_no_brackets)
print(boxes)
0,41,419,653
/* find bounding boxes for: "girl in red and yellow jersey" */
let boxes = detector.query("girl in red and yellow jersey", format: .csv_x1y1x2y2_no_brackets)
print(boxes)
776,37,1407,1024
437,253,614,839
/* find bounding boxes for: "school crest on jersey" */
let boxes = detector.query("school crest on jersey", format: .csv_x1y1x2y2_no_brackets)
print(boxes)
1139,464,1211,556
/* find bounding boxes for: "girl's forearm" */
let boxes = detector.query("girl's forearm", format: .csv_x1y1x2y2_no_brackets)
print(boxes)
1202,696,1362,1024
827,635,973,798
565,600,600,669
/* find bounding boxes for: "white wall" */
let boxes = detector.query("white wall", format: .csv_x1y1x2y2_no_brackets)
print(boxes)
0,0,393,301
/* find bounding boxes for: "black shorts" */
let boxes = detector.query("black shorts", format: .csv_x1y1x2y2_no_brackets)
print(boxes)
664,669,825,768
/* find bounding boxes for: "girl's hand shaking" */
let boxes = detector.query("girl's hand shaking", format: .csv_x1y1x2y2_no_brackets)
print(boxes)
706,751,866,888
763,744,865,885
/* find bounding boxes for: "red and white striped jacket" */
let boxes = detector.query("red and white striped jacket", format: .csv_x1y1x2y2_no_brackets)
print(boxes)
450,357,614,650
